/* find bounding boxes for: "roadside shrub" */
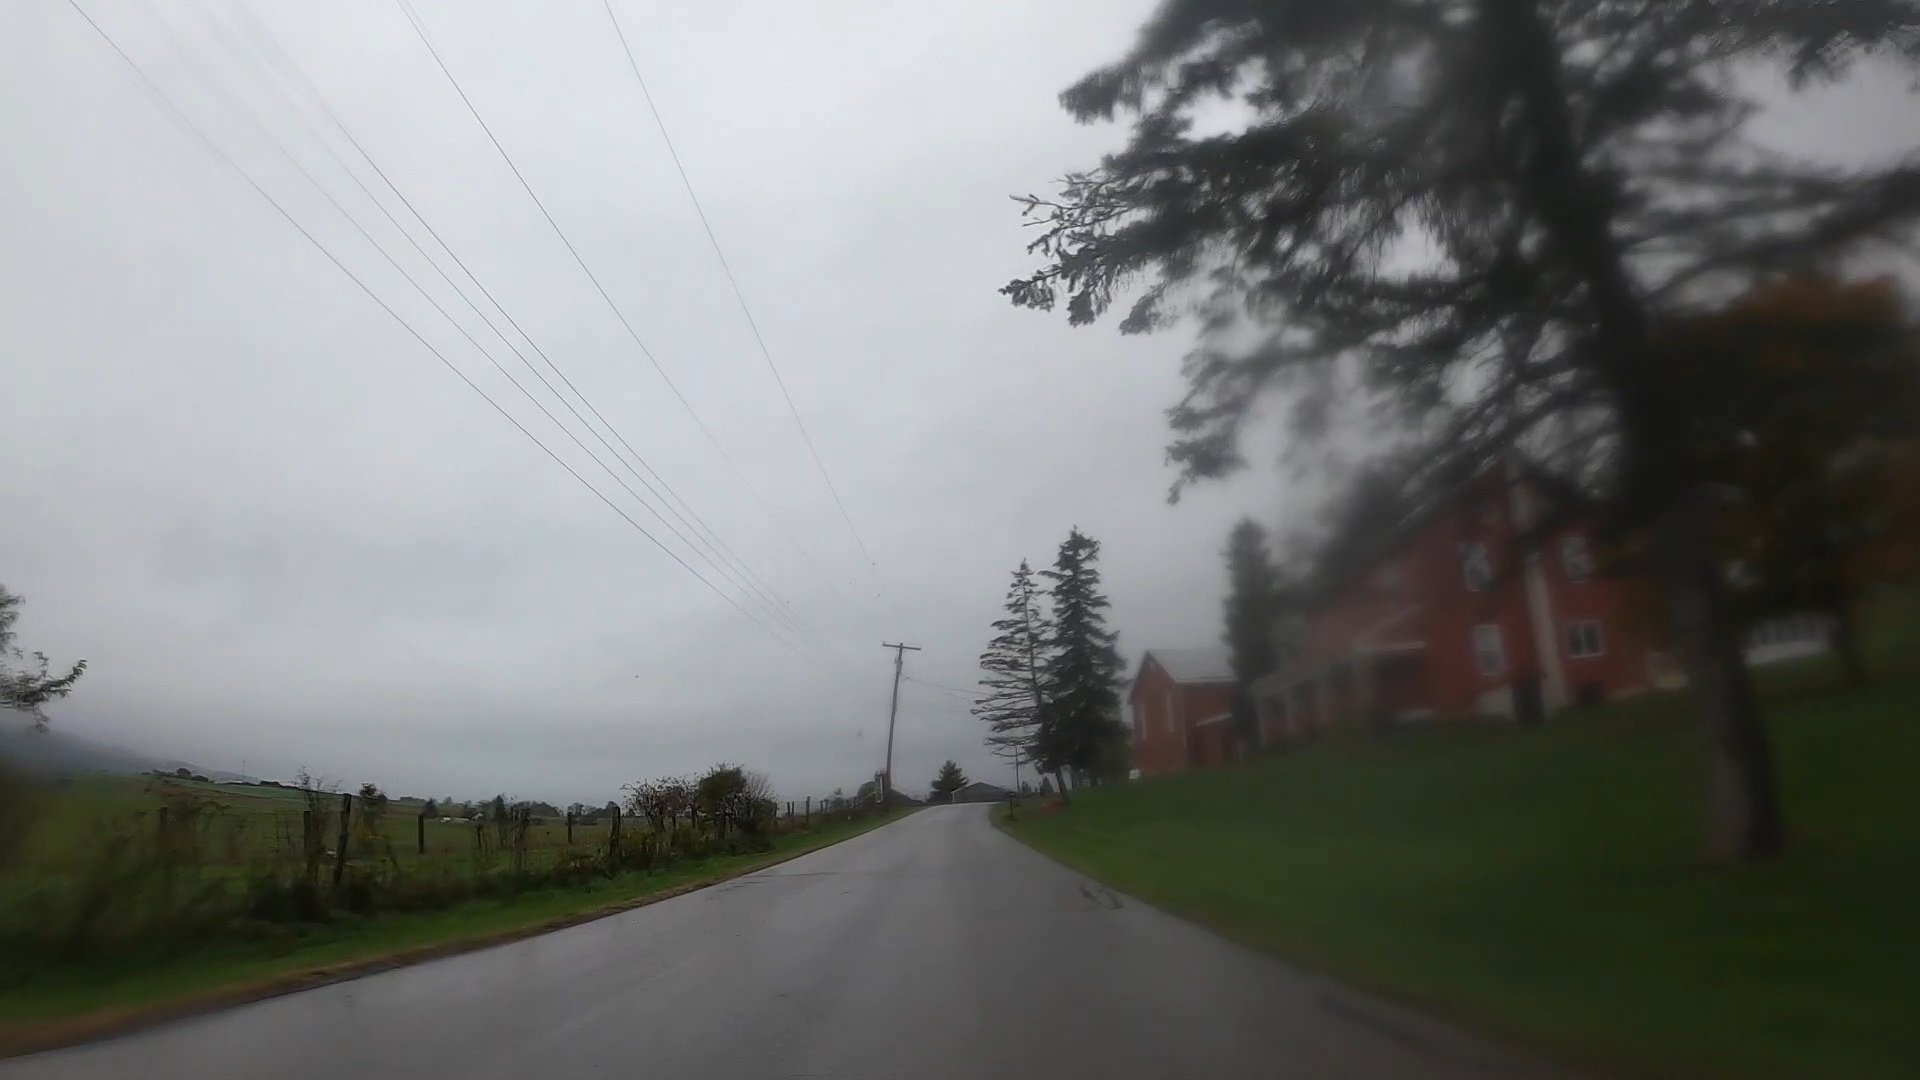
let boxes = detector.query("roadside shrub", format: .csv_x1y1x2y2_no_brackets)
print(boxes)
549,850,603,887
0,764,46,873
246,873,326,923
382,868,473,913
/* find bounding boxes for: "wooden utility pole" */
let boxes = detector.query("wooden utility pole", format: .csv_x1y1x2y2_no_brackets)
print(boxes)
332,792,353,891
880,641,921,810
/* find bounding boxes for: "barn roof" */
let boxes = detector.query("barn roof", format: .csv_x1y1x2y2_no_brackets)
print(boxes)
1142,647,1237,685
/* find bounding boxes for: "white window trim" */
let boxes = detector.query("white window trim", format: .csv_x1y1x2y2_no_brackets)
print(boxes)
1560,536,1594,583
1472,624,1506,676
1567,619,1605,659
1462,542,1493,592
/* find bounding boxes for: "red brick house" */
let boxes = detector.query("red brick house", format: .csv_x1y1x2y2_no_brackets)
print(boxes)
1253,465,1679,738
1127,648,1240,777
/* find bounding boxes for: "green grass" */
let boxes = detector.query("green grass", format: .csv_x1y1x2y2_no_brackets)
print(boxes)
1005,603,1919,1080
0,808,907,1044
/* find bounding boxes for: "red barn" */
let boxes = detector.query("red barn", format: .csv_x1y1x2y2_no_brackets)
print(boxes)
1128,648,1240,778
1253,465,1678,737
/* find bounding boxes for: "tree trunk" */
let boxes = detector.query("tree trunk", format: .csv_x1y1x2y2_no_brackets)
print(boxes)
1052,769,1070,806
1832,603,1868,686
1653,500,1787,861
1490,0,1788,861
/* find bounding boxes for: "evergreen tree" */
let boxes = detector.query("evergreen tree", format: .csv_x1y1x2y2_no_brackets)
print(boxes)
929,760,969,803
1002,0,1920,859
973,561,1053,786
1222,519,1279,743
1039,528,1126,787
1,586,87,731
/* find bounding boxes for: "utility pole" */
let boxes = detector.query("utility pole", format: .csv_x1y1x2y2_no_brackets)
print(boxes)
880,641,921,810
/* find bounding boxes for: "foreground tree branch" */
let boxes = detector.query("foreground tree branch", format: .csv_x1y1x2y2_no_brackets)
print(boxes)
1004,0,1920,860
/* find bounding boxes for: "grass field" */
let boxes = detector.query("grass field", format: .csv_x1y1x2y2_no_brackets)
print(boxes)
0,806,908,1050
1003,596,1918,1080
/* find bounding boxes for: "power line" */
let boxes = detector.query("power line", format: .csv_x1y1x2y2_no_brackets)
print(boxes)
192,0,814,643
392,0,853,608
599,0,895,609
903,675,987,701
63,0,797,649
148,4,812,647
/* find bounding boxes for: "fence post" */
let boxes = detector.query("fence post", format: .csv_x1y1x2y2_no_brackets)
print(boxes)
302,809,316,879
607,805,622,872
417,810,427,856
332,793,353,890
805,796,810,826
155,804,173,899
566,811,574,845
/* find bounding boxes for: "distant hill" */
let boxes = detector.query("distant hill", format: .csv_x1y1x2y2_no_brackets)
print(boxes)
0,714,258,782
0,721,166,777
152,759,258,784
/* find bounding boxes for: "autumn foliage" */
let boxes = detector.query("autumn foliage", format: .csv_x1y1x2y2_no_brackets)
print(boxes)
1656,277,1920,679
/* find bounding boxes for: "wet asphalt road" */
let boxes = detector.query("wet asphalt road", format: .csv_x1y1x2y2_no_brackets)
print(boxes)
1,805,1575,1080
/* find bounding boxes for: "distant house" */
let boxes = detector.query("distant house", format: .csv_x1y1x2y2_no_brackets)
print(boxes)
1251,465,1668,737
1249,462,1830,740
951,781,1011,804
1128,647,1239,778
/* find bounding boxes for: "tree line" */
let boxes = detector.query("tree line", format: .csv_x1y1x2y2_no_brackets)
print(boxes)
973,527,1128,796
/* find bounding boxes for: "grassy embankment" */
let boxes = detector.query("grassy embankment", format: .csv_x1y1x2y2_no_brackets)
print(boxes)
0,786,907,1052
1003,595,1918,1080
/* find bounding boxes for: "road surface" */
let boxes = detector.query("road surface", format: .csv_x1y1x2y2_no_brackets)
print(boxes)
1,805,1576,1080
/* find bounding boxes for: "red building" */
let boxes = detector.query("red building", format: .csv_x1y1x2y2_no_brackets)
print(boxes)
1253,465,1678,738
1127,648,1239,777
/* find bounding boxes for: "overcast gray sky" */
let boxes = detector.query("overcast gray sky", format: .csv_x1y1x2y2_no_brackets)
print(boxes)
1,0,1290,805
6,3,1916,808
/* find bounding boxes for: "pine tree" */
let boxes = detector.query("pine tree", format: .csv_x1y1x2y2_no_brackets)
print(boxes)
1222,519,1279,743
974,561,1052,787
929,760,969,803
1002,0,1920,859
1039,528,1125,787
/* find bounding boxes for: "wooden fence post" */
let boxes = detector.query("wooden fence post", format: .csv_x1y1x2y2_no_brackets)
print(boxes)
805,796,811,826
417,810,427,856
301,809,316,880
332,793,353,890
566,811,574,845
607,805,622,872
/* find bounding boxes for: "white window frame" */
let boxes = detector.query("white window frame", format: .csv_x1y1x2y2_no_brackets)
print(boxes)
1560,535,1594,583
1472,624,1506,676
1462,542,1493,592
1566,619,1605,659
